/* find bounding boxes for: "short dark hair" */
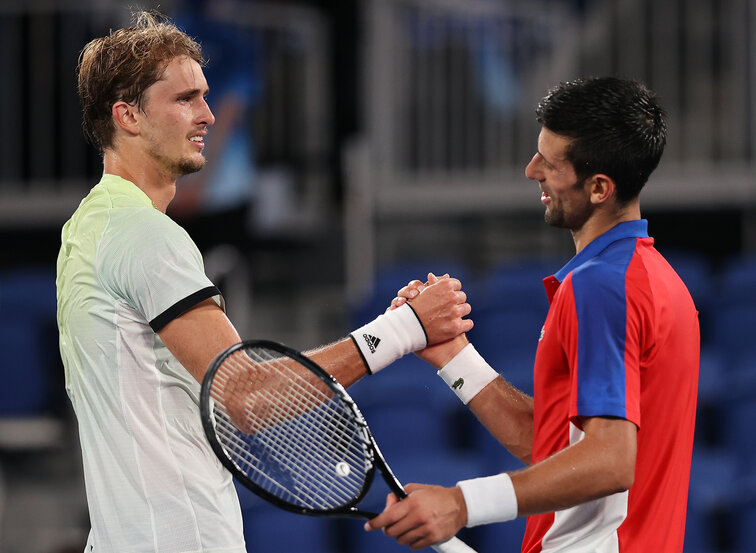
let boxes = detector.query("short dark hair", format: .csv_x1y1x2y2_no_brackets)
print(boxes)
535,77,667,204
77,11,205,153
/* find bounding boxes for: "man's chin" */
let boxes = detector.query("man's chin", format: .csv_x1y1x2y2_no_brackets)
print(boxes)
178,157,206,176
544,209,563,228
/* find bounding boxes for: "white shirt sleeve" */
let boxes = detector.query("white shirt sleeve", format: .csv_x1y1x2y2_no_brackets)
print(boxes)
96,208,223,330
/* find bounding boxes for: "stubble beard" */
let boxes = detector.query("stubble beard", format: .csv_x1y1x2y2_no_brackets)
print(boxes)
144,132,207,179
543,178,593,231
150,148,206,180
177,155,206,176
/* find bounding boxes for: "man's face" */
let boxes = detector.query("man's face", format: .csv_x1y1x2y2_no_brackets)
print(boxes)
138,56,215,179
525,128,593,230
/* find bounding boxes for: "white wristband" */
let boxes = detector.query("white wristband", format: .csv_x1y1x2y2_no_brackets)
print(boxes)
438,343,498,404
350,303,427,374
457,473,518,527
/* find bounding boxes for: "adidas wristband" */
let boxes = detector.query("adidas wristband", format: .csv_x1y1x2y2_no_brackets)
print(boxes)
350,303,428,375
438,343,498,404
456,473,518,527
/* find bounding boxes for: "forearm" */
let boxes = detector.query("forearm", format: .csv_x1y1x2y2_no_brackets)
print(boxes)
436,343,534,464
459,417,637,526
510,427,634,516
467,377,534,465
304,337,368,388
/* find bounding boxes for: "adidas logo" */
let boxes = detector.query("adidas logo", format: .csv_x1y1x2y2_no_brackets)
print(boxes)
362,333,381,354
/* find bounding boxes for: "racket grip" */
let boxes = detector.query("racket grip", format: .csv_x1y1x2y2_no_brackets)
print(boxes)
431,536,478,553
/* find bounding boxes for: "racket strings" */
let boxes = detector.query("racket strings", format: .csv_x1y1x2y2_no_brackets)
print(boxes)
215,414,362,506
213,383,366,501
209,346,371,510
213,352,370,448
211,360,366,486
215,391,366,508
212,351,364,447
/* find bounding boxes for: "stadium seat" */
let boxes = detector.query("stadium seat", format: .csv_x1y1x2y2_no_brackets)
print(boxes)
357,402,456,460
710,254,756,365
732,474,756,553
663,250,713,309
686,447,738,552
239,502,337,553
464,256,555,397
479,256,562,311
467,306,540,396
720,395,756,474
0,267,59,416
710,303,756,368
697,346,726,406
715,254,756,305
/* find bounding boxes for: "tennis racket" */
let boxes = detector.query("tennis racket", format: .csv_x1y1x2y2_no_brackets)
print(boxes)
200,339,477,553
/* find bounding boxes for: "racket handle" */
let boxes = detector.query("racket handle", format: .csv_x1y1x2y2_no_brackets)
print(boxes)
431,536,478,553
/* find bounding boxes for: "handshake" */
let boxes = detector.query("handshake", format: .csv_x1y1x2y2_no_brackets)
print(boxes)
350,272,474,374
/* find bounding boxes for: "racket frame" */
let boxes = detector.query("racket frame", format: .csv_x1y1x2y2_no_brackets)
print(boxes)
200,339,407,519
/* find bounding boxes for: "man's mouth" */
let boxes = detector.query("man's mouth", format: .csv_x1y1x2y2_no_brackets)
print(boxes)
189,135,205,149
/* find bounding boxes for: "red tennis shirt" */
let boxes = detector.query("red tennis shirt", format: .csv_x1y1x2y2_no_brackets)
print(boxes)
522,219,699,553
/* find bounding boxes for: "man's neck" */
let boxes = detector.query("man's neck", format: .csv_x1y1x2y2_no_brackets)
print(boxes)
571,200,642,254
102,148,176,213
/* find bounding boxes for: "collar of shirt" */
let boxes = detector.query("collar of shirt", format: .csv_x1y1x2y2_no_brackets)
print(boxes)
552,219,649,284
541,219,649,302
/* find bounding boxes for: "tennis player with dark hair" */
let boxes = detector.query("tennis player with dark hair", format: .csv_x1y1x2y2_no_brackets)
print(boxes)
367,77,700,553
57,11,472,552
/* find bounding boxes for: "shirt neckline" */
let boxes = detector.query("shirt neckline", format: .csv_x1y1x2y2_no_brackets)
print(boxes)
553,219,649,283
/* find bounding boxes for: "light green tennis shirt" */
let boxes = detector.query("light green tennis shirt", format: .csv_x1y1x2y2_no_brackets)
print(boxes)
56,174,245,553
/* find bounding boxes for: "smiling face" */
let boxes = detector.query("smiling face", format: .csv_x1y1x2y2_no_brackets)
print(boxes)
136,55,215,180
525,127,594,231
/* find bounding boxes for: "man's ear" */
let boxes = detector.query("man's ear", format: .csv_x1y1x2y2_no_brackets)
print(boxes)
112,101,141,136
587,173,616,206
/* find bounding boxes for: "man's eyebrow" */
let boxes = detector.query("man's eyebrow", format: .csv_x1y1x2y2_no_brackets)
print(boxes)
176,87,209,97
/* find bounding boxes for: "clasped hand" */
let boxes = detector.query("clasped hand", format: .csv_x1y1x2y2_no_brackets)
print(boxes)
390,272,472,368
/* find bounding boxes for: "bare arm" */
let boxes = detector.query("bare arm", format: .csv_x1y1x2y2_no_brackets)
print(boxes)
158,297,242,383
467,376,534,465
511,416,637,515
367,416,637,549
159,275,472,388
414,332,536,465
305,337,368,389
390,275,535,463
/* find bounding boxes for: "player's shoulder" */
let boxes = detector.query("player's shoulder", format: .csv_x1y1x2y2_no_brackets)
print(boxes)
564,240,642,301
105,206,181,246
109,203,177,230
98,206,195,267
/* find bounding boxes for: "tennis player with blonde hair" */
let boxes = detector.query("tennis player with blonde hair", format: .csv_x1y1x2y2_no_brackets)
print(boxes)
58,12,472,552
